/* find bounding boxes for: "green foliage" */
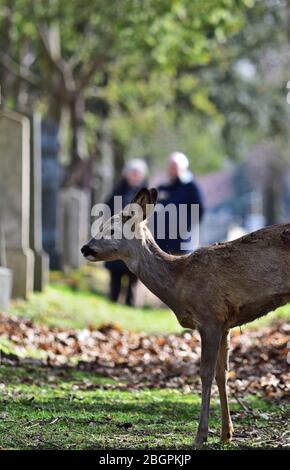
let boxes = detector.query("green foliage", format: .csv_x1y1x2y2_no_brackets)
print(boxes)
125,114,226,173
1,0,289,170
206,0,290,159
0,0,257,169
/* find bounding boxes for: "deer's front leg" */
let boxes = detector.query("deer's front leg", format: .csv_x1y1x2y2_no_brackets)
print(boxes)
194,325,222,447
215,330,234,443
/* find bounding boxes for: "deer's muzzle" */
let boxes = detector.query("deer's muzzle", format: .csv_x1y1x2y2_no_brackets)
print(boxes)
81,245,99,260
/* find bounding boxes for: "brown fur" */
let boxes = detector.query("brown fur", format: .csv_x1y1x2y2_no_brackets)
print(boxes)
82,188,290,447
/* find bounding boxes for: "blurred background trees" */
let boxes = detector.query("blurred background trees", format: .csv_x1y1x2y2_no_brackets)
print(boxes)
0,0,290,213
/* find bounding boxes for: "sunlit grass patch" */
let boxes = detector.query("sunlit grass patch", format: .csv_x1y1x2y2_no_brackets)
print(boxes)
0,363,288,450
9,278,290,334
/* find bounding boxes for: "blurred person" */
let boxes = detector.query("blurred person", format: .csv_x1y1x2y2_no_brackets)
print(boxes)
154,152,204,254
105,159,148,306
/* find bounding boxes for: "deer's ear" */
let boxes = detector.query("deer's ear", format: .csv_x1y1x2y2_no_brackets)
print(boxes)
135,188,157,219
123,188,152,222
130,188,151,208
149,188,158,206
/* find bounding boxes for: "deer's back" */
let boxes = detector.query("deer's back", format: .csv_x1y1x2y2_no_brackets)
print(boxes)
179,223,290,329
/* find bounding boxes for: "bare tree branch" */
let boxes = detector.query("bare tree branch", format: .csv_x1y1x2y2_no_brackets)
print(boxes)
37,23,78,97
37,23,66,77
0,52,40,86
77,55,108,90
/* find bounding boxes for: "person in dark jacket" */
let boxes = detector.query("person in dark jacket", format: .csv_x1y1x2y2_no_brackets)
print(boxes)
105,159,148,306
153,152,204,254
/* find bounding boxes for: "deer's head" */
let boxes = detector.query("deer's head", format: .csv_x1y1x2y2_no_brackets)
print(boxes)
81,188,158,263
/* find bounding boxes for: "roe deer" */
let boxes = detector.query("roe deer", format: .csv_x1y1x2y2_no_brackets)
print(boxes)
81,188,290,446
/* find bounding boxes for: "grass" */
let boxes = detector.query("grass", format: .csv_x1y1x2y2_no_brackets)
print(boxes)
1,268,290,450
0,363,288,450
8,265,290,333
9,284,183,334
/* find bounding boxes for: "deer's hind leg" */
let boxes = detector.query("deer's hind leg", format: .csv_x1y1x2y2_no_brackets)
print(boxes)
194,324,222,447
215,330,234,443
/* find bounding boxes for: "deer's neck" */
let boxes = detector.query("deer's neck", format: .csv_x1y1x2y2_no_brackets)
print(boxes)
125,235,185,310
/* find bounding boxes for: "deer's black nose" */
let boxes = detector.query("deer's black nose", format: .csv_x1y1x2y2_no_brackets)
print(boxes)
81,245,96,257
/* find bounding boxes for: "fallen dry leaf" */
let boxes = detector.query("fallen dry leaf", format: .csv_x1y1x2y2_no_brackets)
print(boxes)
0,314,289,399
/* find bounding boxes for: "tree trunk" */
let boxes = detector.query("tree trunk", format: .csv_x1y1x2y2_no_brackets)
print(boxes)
0,0,13,105
112,137,126,183
69,94,86,163
15,38,30,113
61,94,90,188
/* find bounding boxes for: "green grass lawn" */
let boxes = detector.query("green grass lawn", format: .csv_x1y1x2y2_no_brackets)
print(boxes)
8,271,290,333
0,363,288,450
9,283,183,334
1,269,289,450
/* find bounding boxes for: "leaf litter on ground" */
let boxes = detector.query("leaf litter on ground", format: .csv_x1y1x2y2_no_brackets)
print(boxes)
0,313,289,400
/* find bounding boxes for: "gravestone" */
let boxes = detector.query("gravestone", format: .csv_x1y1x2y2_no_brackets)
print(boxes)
0,267,12,310
0,109,34,298
59,187,90,268
41,119,62,269
29,114,49,290
0,222,13,310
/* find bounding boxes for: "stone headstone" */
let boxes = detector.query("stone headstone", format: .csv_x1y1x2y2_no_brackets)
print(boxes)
0,220,13,310
41,119,62,269
0,109,34,298
29,114,49,291
0,267,13,310
59,187,90,268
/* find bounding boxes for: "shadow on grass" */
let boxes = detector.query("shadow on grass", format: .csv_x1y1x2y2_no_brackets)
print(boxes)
0,360,288,450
